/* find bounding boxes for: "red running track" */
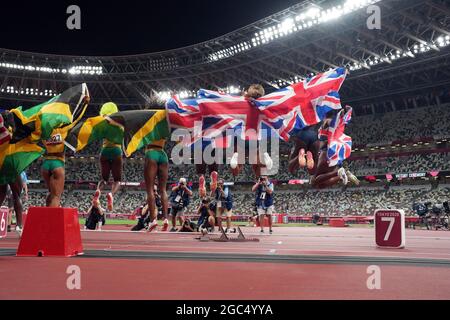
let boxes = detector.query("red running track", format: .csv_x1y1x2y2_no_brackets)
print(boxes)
1,226,450,300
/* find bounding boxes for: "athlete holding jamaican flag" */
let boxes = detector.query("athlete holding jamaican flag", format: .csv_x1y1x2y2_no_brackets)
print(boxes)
92,102,124,211
1,84,90,213
67,107,171,231
0,110,42,235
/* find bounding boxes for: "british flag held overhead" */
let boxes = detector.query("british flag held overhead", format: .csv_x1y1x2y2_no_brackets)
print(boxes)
255,67,348,141
320,106,353,167
166,96,202,130
197,89,263,141
165,67,349,146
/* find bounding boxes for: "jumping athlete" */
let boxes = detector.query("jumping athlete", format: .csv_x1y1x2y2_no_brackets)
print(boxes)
288,124,321,176
229,84,273,179
94,102,123,211
310,108,359,189
144,138,170,232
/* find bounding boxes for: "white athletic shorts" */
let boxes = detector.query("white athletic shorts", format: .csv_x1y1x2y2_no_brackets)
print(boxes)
257,206,274,216
216,207,233,218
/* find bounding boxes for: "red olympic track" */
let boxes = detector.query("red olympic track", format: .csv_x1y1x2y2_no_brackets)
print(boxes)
1,226,450,300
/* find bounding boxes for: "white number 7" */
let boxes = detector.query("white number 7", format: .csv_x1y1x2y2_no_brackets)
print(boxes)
381,217,395,241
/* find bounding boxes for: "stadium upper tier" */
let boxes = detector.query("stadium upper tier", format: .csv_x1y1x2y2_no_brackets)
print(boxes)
1,0,450,110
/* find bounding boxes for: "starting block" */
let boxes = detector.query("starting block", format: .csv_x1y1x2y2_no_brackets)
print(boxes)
17,207,84,257
0,207,8,239
374,209,406,249
197,226,259,242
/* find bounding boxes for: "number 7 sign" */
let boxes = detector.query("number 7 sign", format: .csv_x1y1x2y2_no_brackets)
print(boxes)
0,208,8,239
374,209,406,248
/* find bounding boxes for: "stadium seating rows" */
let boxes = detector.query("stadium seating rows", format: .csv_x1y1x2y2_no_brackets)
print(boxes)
23,151,450,183
24,185,450,217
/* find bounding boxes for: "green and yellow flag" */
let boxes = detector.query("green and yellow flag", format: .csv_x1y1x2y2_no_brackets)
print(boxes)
0,139,44,185
66,115,124,152
109,110,169,157
10,83,90,142
66,110,170,157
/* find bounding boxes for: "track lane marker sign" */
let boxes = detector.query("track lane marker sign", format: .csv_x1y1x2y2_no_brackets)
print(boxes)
374,209,405,248
0,208,8,238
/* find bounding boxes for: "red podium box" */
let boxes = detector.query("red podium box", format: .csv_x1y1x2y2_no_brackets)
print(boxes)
17,207,84,257
374,209,405,249
0,207,8,239
329,218,347,228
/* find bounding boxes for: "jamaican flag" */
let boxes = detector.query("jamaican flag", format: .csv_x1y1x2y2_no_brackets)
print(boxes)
67,110,169,157
66,115,124,152
0,139,44,185
112,110,170,157
10,83,90,143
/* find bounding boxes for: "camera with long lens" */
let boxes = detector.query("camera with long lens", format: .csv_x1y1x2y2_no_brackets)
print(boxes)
412,202,429,217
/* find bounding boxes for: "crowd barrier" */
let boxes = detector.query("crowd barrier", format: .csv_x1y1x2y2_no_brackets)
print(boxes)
75,212,426,224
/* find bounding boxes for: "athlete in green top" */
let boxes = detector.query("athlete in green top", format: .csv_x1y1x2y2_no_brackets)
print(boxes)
94,102,123,211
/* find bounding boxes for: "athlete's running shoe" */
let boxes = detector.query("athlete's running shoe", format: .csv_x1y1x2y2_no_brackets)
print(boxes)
346,170,360,186
263,152,273,170
15,226,23,238
298,149,306,168
338,167,349,185
230,152,239,169
107,192,114,211
210,171,218,193
199,175,206,198
148,220,158,233
162,219,169,232
306,151,314,170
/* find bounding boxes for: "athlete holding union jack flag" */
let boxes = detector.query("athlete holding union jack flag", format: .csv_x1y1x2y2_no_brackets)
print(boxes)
310,106,359,189
165,67,356,188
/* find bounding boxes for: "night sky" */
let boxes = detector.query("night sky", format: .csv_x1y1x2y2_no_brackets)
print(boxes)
0,0,301,56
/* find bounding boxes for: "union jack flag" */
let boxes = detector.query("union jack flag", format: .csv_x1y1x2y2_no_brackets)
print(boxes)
255,67,347,141
166,96,201,130
319,106,353,167
197,89,263,141
166,67,348,145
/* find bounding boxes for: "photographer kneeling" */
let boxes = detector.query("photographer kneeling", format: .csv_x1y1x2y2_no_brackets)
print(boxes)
252,176,274,234
198,197,216,234
85,199,106,231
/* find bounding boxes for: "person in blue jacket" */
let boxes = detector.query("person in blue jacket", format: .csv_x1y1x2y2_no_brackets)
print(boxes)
252,176,274,234
213,179,234,233
169,178,193,231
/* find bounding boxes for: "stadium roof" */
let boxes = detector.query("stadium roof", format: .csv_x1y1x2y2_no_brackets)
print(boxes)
1,0,449,112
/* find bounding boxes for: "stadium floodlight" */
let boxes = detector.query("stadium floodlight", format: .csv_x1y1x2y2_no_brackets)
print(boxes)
2,85,58,97
0,61,103,76
226,86,241,95
306,7,321,19
280,18,295,34
157,91,172,101
179,91,189,99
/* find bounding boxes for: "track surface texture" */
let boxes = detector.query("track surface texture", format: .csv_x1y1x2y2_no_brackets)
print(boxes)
1,227,450,299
